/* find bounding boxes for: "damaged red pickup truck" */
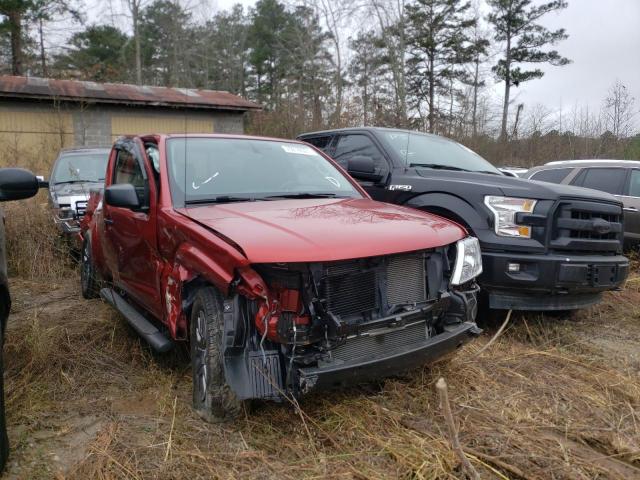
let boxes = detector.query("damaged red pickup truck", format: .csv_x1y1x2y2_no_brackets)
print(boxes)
80,134,482,420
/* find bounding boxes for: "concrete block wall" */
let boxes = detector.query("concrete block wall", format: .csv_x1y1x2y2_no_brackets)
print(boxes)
72,109,111,147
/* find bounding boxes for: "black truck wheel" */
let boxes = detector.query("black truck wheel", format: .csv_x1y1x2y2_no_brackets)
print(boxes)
190,286,243,422
80,237,100,299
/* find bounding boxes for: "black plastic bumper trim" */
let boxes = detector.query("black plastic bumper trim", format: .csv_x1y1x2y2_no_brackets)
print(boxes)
297,321,479,392
480,250,629,295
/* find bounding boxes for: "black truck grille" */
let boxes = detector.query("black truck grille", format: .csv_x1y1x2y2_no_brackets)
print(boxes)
76,200,87,218
331,322,428,363
321,253,427,319
551,200,623,253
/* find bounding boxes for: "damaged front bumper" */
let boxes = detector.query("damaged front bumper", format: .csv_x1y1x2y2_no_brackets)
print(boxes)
296,320,480,393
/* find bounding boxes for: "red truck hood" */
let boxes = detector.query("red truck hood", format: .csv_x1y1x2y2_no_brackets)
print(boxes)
179,198,465,263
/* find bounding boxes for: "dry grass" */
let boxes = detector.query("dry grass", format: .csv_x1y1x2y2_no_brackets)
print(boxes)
3,194,73,280
2,262,640,479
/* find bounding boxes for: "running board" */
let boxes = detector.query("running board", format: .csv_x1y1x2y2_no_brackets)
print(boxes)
100,288,174,353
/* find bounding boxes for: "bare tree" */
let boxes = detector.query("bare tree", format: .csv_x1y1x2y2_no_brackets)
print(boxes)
604,79,637,138
122,0,148,84
468,1,489,138
306,0,352,125
524,103,552,136
368,0,408,125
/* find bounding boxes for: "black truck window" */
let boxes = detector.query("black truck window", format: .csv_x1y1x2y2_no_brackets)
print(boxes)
304,136,332,151
333,134,386,170
571,167,627,195
530,168,573,184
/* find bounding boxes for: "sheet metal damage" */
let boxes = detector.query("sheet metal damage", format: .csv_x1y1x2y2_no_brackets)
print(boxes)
215,246,480,400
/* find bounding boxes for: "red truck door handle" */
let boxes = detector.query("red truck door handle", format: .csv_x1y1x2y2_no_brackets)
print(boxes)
104,217,114,225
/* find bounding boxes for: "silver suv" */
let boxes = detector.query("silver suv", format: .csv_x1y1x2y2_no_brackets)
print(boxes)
48,147,110,242
524,160,640,247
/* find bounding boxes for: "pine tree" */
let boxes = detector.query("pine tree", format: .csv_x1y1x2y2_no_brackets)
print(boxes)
349,31,389,126
406,0,475,133
54,25,129,82
139,0,192,87
196,5,249,95
0,0,79,76
247,0,295,108
487,0,570,140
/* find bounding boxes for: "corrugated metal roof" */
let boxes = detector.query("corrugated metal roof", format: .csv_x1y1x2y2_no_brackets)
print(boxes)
0,76,261,111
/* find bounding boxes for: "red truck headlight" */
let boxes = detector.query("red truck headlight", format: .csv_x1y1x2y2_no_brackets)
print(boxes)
451,236,483,286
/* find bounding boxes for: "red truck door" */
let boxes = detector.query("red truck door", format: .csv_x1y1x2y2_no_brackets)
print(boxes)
102,140,162,318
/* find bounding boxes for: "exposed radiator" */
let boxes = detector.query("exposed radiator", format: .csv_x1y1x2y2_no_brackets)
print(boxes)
386,253,426,306
331,321,428,363
322,261,378,318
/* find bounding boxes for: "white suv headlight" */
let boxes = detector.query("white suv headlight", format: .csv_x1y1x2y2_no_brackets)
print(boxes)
451,236,483,286
484,196,537,238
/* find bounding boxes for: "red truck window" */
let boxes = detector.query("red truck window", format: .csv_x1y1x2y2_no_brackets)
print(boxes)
114,150,145,188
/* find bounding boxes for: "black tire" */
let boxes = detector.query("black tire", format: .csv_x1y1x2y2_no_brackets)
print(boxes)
190,287,243,422
80,237,100,299
0,327,9,472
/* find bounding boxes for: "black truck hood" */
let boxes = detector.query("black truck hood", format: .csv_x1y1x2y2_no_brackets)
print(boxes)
414,169,620,204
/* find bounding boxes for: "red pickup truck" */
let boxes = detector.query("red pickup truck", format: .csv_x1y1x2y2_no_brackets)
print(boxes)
80,134,482,420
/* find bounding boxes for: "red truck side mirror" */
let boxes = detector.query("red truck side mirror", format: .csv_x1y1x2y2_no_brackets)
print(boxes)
105,184,140,210
0,168,40,201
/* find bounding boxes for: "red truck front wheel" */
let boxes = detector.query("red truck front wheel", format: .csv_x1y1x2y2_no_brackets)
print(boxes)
190,287,243,422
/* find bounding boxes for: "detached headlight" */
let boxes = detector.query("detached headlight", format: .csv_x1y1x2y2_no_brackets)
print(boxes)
451,236,483,286
484,196,537,238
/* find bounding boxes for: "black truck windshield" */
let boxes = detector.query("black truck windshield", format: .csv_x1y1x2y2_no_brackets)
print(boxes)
167,138,360,205
381,131,501,174
52,153,108,184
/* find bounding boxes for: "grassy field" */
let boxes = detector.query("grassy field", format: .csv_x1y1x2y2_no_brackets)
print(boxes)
1,201,640,479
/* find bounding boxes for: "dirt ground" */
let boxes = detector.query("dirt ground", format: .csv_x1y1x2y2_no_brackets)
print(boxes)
2,267,640,479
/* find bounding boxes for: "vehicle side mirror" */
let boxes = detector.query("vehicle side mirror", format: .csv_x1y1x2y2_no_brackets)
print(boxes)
347,156,383,182
36,175,49,188
105,184,140,210
0,168,40,201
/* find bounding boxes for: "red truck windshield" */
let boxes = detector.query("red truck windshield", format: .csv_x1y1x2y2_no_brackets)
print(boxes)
166,137,361,205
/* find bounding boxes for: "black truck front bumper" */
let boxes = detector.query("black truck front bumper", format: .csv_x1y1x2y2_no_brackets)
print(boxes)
481,250,629,310
296,321,480,393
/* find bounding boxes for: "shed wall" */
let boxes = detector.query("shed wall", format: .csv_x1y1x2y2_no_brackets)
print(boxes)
0,100,246,172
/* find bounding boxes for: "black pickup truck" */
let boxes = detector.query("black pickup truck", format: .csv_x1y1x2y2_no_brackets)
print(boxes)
298,127,630,311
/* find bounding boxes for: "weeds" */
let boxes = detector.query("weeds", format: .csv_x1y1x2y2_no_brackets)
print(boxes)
3,194,73,280
2,266,640,478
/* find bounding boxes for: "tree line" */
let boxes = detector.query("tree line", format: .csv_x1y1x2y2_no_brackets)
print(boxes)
0,0,638,165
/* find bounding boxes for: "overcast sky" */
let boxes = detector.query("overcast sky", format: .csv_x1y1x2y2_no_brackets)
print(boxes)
506,0,640,118
81,0,639,126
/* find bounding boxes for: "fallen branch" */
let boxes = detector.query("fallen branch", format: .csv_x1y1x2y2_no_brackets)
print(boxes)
436,378,480,480
164,395,178,462
465,447,535,480
474,309,512,357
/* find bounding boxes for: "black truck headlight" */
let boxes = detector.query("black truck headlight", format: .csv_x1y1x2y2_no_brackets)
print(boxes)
451,236,483,286
484,195,537,238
